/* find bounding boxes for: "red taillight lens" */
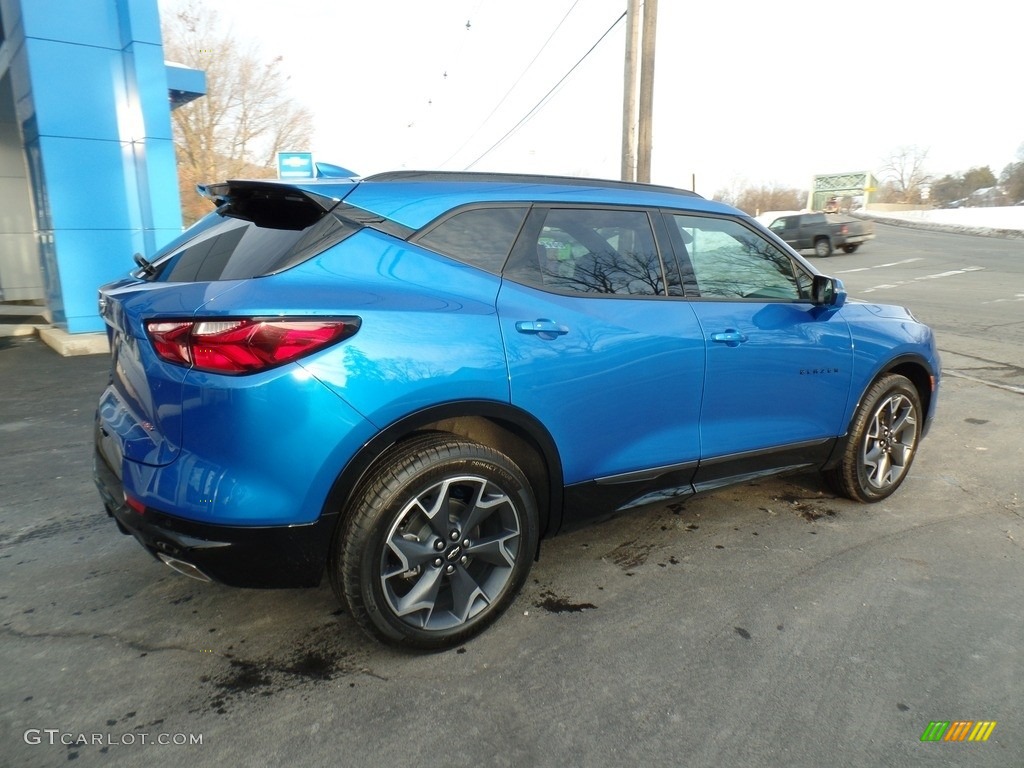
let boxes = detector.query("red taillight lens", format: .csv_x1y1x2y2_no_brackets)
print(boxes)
124,493,146,514
148,321,194,366
146,318,360,374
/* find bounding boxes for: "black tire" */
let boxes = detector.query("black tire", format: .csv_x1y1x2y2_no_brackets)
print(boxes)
842,244,859,254
331,434,538,649
824,374,922,503
814,238,832,257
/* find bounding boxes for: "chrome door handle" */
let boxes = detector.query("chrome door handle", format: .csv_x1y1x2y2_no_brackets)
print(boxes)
710,330,747,346
515,319,569,337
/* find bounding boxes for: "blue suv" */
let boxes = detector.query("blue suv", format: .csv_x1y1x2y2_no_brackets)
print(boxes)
94,171,940,648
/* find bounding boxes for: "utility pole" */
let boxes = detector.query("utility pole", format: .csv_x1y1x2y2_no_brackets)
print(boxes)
620,0,640,182
636,0,657,183
621,0,657,183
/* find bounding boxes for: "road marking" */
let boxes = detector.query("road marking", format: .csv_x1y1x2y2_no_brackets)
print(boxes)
982,293,1024,304
918,266,985,280
944,369,1024,395
837,258,922,274
859,266,985,293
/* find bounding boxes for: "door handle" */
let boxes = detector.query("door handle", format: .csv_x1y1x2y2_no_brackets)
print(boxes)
515,319,569,338
710,330,747,347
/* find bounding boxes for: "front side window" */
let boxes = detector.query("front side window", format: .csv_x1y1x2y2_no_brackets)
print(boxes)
505,208,671,296
671,214,808,301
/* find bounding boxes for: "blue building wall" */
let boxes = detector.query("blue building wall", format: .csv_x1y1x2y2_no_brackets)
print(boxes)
0,0,203,333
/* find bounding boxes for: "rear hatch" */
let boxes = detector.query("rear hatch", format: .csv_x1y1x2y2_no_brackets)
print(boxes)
96,180,359,474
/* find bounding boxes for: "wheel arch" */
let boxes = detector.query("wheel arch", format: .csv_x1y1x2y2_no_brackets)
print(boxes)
321,400,564,545
825,353,937,471
856,353,937,424
884,356,936,426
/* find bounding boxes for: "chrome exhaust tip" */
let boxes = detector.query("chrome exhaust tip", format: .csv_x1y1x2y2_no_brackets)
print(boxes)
157,553,213,582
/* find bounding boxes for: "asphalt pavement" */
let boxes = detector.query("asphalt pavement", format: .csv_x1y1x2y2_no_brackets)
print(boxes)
1,302,1022,767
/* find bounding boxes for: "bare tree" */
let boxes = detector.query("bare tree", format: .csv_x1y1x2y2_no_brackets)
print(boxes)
878,146,930,204
163,2,314,224
719,184,805,216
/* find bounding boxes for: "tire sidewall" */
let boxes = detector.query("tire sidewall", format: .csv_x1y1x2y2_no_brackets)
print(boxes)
343,440,538,649
850,376,922,502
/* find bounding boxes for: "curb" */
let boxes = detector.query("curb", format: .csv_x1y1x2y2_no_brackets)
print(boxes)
38,326,109,356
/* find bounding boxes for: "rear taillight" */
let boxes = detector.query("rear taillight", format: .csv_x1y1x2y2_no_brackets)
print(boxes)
124,493,146,515
145,317,360,374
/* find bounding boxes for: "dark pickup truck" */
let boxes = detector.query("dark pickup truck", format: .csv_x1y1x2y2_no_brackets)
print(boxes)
758,211,875,256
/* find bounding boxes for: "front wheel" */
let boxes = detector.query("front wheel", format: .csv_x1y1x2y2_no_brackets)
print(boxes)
825,374,922,503
814,238,832,257
332,434,538,649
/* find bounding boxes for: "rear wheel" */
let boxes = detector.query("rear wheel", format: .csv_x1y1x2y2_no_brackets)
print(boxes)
842,244,859,254
825,374,922,503
814,238,832,257
332,434,538,649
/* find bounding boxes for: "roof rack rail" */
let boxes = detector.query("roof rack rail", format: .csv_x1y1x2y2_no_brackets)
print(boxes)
361,170,702,198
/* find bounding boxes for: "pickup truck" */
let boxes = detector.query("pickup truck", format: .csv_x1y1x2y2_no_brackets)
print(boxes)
756,211,875,256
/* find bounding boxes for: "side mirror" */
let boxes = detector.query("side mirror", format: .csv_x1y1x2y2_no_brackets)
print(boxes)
812,275,847,307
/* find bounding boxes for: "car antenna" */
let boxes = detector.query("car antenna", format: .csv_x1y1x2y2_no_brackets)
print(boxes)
133,252,156,277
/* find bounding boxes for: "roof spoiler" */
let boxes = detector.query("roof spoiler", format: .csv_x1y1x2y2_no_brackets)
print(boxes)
196,180,349,230
197,179,342,212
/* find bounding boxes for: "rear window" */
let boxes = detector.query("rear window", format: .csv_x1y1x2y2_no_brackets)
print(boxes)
148,210,360,282
149,210,358,282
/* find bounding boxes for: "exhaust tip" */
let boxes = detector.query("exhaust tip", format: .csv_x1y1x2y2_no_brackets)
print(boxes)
157,553,213,583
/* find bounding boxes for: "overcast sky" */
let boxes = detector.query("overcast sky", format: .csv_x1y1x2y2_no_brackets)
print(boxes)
159,0,1023,196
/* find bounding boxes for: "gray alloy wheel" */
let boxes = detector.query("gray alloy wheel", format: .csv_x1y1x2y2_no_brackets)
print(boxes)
825,374,922,503
333,434,538,649
814,238,832,257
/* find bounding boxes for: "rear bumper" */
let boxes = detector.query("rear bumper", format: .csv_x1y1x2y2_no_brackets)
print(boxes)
94,445,335,588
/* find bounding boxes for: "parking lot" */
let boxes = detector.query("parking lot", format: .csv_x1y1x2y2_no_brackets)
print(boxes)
1,222,1022,767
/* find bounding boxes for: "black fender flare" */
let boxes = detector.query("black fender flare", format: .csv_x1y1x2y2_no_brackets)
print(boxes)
320,400,565,540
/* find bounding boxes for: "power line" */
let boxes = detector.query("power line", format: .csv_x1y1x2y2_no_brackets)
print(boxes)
439,0,584,168
465,9,627,170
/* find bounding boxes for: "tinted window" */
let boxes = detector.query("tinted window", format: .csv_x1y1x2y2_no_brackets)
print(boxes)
416,206,528,274
671,214,808,301
152,211,357,282
505,208,667,296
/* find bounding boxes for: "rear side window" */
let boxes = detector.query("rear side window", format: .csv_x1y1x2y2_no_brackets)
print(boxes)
504,207,673,296
415,206,529,274
151,211,358,282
